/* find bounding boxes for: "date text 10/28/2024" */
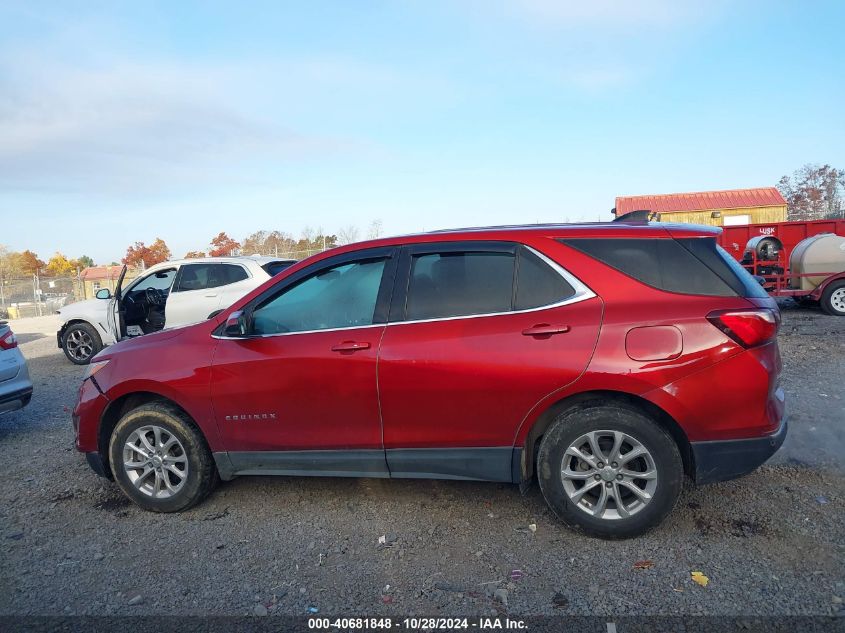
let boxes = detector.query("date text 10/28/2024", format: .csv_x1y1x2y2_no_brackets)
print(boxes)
307,618,528,630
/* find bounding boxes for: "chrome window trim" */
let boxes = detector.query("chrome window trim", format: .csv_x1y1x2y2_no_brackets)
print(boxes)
212,322,385,340
212,245,596,340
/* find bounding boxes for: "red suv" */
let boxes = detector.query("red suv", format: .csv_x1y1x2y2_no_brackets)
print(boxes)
73,223,786,538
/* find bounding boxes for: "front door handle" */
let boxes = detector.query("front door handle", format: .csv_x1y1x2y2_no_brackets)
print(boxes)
331,340,371,353
204,292,219,298
522,324,571,337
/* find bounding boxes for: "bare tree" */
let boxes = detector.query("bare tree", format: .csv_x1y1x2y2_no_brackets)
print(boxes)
367,219,383,240
337,225,360,245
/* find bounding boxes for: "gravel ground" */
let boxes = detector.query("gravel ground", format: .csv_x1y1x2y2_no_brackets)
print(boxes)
0,304,843,618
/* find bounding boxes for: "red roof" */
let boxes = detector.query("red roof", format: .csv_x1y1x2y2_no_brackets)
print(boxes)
80,265,123,281
615,187,786,216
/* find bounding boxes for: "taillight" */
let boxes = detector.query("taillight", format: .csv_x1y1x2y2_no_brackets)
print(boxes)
707,309,780,348
0,330,18,350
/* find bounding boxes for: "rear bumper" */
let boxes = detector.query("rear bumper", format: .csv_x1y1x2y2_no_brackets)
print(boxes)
691,415,788,485
0,386,33,414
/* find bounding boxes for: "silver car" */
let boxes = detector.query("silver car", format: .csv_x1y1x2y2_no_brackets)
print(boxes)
0,321,32,414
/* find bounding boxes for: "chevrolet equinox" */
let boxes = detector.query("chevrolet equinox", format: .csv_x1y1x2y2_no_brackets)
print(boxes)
73,223,786,538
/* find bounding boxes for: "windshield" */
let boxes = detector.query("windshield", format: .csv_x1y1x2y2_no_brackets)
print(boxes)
121,269,177,297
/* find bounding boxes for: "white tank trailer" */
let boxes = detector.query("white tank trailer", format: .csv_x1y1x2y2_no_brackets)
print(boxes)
789,233,845,291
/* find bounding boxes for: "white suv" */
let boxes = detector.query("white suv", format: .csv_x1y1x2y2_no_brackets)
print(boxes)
56,256,295,364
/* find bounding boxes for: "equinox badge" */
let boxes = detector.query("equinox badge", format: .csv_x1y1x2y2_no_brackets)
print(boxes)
225,413,278,421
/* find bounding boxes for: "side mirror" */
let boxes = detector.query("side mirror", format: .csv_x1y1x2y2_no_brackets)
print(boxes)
753,275,767,287
95,289,112,299
223,310,249,337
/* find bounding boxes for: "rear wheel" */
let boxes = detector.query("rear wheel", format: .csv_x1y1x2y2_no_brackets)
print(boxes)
62,322,102,365
108,402,218,512
537,404,683,539
821,281,845,316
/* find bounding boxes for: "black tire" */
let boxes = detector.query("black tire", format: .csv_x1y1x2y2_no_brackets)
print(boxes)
820,280,845,316
537,404,683,539
62,322,103,365
108,402,218,512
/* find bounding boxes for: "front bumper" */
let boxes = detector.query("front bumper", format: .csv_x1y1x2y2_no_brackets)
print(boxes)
85,451,111,478
691,415,788,485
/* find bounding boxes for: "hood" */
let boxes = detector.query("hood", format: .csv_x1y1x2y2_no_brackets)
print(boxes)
57,298,109,321
93,323,189,361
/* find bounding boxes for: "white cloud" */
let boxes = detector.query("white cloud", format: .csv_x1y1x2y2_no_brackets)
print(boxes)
0,57,367,195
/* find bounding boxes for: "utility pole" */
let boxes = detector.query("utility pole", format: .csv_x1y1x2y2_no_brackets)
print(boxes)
33,273,42,317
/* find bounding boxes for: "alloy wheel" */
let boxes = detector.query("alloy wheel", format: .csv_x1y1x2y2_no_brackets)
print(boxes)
65,329,94,362
560,430,658,520
122,425,189,499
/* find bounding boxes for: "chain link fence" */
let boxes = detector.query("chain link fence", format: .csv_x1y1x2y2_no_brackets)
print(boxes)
237,246,331,260
0,250,331,320
0,274,82,320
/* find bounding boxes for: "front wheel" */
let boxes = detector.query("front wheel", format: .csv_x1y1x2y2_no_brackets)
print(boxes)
62,322,102,365
821,280,845,316
108,402,218,512
537,404,683,539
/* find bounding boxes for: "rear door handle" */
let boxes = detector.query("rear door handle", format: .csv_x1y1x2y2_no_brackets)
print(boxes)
522,324,571,337
204,292,219,298
331,341,371,353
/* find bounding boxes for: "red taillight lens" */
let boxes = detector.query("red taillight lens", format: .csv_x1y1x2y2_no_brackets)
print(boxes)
707,309,780,348
0,330,18,350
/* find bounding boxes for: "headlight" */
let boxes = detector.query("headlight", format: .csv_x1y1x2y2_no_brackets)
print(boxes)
83,360,110,381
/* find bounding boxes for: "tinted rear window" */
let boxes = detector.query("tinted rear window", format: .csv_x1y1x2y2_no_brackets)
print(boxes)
560,237,767,298
221,264,249,284
262,260,296,276
515,247,575,309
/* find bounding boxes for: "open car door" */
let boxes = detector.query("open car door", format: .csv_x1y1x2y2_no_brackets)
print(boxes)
108,265,128,342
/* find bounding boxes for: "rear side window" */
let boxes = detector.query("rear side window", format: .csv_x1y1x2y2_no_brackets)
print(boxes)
406,252,514,320
221,264,249,284
262,260,296,276
515,248,575,310
560,237,767,297
175,263,248,291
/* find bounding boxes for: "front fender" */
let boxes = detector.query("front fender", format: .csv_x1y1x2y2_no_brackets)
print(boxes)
103,377,222,451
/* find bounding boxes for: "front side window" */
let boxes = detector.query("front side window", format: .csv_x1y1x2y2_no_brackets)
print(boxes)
251,258,387,335
126,269,176,294
406,251,515,320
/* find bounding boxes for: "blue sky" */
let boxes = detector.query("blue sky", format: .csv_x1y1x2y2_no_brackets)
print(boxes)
1,0,843,263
